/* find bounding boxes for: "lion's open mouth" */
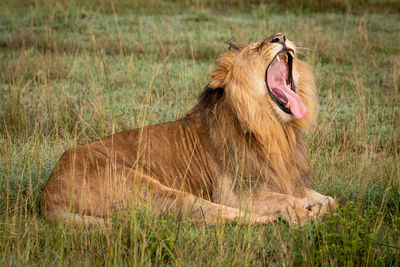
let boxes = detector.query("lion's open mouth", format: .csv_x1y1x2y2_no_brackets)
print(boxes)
266,50,307,119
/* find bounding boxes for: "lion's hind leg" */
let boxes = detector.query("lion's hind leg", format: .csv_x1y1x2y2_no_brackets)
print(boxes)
40,144,274,227
42,208,109,229
41,168,274,227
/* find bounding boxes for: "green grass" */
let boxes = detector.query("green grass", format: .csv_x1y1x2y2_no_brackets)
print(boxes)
1,0,399,265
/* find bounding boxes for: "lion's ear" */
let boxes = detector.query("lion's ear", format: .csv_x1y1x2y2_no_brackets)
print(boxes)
209,47,238,88
228,41,245,51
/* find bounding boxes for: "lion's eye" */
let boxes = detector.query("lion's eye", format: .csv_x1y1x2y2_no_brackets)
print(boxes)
270,37,280,43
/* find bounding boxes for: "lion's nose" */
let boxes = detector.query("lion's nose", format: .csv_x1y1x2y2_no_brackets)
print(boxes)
270,33,286,44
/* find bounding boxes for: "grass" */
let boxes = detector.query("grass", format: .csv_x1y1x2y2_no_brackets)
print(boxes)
0,0,399,265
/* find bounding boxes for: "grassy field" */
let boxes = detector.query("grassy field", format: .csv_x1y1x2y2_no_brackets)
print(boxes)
1,0,399,265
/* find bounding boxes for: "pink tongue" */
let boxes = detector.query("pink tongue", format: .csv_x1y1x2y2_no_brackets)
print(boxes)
276,85,307,119
267,55,307,119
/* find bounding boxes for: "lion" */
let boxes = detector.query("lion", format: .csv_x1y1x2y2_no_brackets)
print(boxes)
40,33,334,227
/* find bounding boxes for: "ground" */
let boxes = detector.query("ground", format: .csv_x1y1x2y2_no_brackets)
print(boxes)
0,0,399,265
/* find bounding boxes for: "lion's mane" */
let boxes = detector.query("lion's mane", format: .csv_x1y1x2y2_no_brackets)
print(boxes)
186,43,318,196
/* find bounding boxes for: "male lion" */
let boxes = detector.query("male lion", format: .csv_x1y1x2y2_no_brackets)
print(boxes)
41,33,334,226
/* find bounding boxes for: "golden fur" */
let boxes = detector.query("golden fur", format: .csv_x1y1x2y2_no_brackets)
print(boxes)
41,33,334,226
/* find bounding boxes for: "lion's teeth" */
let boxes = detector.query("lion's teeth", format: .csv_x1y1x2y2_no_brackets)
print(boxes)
285,103,290,108
288,50,294,58
276,56,280,62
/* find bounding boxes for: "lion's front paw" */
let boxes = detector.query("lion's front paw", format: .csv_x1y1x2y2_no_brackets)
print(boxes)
305,196,335,216
282,201,314,226
283,196,335,226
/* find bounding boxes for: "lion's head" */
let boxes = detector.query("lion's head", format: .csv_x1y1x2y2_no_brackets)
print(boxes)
208,33,318,134
190,33,318,193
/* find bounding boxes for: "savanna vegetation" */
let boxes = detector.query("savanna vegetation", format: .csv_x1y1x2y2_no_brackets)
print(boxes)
0,0,399,265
